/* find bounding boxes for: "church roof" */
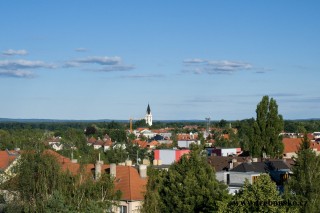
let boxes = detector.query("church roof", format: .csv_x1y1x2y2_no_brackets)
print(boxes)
146,104,151,114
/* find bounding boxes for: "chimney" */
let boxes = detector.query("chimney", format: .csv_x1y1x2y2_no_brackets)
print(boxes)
229,161,233,170
125,160,132,166
230,159,237,169
95,160,103,180
143,159,150,165
139,164,147,178
110,163,116,178
153,159,158,166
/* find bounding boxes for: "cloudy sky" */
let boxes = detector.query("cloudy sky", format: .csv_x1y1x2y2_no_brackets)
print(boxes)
0,1,319,120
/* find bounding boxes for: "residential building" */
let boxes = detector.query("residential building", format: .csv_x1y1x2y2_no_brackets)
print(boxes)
0,149,20,184
153,149,190,165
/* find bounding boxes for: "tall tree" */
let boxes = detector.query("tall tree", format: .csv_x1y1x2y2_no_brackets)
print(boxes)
251,96,284,158
286,133,320,213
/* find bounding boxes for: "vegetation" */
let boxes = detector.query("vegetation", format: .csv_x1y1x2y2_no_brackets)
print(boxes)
227,174,287,213
286,133,320,213
1,150,120,212
1,96,320,212
142,146,230,213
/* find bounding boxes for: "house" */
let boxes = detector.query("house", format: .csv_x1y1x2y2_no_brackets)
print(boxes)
87,136,97,146
0,150,21,184
216,158,291,194
153,149,190,165
93,138,104,150
177,140,200,148
139,129,155,139
210,147,242,157
47,136,63,151
177,133,198,140
282,137,320,158
44,150,148,213
132,140,159,150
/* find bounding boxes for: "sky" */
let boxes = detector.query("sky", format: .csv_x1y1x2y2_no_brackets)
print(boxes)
0,1,319,121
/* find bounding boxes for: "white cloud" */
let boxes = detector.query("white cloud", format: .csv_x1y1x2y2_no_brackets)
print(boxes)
183,59,253,74
97,65,135,72
0,59,55,79
183,58,207,64
65,56,135,72
74,56,121,65
0,70,35,78
120,74,164,78
0,60,55,70
2,49,28,56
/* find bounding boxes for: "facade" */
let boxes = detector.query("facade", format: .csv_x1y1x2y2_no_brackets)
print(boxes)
145,104,152,126
210,148,242,157
177,140,200,148
153,149,190,165
216,160,291,194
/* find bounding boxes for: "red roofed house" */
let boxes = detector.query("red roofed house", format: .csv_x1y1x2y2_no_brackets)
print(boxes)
0,150,21,183
283,137,320,159
45,150,147,213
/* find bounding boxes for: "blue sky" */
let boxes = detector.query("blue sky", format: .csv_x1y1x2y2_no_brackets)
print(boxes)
0,1,319,120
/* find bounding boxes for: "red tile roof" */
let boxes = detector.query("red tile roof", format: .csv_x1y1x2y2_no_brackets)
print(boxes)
177,133,199,140
88,136,97,144
282,137,320,154
0,151,19,171
283,138,303,153
43,150,147,201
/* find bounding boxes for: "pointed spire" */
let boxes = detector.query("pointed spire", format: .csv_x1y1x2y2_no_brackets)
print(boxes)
147,103,151,115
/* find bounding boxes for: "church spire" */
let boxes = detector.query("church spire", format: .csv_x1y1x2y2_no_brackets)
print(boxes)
147,103,151,115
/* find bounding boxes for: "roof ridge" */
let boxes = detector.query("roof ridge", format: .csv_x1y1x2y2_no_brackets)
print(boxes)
128,166,132,200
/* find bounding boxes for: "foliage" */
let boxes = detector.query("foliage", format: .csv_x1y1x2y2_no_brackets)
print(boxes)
142,146,230,213
2,151,120,212
227,174,286,213
251,96,284,158
141,167,165,213
286,133,320,213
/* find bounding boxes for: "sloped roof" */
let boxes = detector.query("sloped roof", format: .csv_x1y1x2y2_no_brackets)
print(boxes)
282,137,320,154
88,136,97,144
207,156,248,172
282,138,302,153
113,165,147,200
43,150,147,201
231,161,290,173
0,150,19,171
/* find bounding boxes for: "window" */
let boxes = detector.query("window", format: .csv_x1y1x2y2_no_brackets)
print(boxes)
120,205,127,213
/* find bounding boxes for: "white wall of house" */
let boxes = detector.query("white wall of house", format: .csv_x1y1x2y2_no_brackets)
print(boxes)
115,200,143,213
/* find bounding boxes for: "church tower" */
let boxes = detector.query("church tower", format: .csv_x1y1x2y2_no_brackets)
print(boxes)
145,103,152,126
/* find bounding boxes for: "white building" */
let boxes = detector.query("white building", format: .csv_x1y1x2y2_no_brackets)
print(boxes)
145,104,152,126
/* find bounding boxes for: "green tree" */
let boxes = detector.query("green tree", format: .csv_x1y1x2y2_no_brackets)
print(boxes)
141,167,165,213
2,150,120,212
286,133,320,213
227,174,286,213
150,146,230,212
251,96,284,158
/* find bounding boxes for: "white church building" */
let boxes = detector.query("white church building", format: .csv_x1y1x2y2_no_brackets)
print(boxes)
145,104,152,126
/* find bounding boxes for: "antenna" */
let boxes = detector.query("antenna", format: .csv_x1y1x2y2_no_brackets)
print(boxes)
205,117,211,133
